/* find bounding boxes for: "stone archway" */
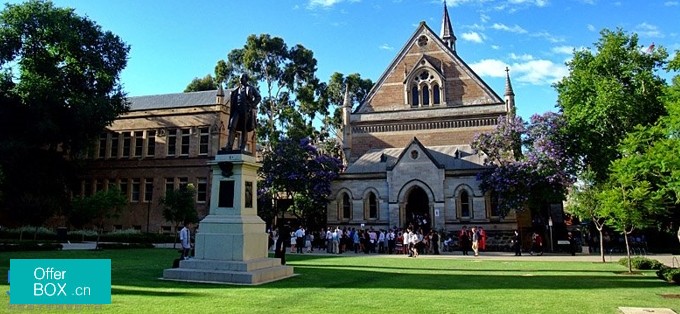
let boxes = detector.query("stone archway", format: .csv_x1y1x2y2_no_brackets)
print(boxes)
404,186,430,231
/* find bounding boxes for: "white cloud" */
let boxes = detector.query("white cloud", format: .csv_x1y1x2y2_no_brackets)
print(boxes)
508,0,548,7
308,0,342,8
665,1,679,6
509,53,534,61
512,60,569,85
480,13,490,23
307,0,359,9
587,24,596,32
531,31,565,43
635,22,664,38
379,44,394,51
470,58,568,85
462,32,484,43
469,59,509,78
491,45,500,50
491,23,528,34
551,45,574,55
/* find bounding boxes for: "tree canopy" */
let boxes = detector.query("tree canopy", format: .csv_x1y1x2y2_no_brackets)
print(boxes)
0,0,129,227
259,137,343,229
472,113,577,217
554,28,669,183
184,74,218,92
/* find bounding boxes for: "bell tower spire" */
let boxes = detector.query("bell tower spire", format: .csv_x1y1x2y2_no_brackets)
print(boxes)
440,1,456,53
504,67,516,115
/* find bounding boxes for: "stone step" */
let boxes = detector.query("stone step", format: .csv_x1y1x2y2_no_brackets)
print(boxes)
162,265,294,285
179,258,282,272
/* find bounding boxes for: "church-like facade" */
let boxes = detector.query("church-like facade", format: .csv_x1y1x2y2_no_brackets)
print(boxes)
327,5,522,237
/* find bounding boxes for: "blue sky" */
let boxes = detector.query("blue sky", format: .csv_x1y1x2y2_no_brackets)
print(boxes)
25,0,680,120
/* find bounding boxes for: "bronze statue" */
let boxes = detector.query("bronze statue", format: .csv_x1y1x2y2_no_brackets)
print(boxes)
225,73,261,151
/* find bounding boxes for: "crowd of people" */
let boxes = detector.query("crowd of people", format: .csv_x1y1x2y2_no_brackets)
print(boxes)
268,225,449,258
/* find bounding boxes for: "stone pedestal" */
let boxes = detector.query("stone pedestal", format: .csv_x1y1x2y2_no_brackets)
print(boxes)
163,153,294,285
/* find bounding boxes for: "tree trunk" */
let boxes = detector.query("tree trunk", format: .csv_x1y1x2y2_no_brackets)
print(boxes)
624,231,632,273
173,223,178,249
598,228,605,263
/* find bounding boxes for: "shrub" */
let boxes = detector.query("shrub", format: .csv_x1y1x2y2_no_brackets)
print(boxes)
656,267,680,284
68,229,99,237
617,256,664,270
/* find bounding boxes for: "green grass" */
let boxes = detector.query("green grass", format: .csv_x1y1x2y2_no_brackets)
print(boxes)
1,250,679,313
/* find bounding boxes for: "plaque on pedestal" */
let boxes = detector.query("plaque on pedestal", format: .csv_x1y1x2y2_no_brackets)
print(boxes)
163,153,294,285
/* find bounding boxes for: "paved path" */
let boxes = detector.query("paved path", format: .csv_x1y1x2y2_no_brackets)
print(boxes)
59,242,680,267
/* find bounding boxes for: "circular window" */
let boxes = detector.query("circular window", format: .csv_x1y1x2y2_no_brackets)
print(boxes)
417,35,428,47
410,150,419,159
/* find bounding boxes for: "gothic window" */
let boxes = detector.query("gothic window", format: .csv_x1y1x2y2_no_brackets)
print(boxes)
365,192,378,220
422,85,430,106
460,190,471,218
411,86,419,107
341,192,351,220
408,68,444,108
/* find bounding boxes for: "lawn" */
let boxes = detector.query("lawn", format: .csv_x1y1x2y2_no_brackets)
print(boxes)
1,249,678,313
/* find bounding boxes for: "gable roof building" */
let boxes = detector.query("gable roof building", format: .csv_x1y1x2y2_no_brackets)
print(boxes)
328,4,521,240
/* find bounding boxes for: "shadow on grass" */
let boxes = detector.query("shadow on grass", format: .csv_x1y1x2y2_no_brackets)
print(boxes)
292,263,621,274
111,287,203,297
0,249,667,292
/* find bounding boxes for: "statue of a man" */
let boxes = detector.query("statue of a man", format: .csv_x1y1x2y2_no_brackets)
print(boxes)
226,73,261,151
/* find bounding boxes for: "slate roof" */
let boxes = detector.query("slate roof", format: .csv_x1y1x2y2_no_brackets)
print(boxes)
127,89,221,111
344,144,486,174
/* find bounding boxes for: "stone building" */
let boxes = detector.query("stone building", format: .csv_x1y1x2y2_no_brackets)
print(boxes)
327,4,522,240
78,87,256,233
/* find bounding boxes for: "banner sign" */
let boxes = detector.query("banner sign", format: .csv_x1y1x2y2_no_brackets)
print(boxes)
9,259,111,305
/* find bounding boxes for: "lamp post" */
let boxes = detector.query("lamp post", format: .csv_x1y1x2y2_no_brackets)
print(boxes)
548,216,554,252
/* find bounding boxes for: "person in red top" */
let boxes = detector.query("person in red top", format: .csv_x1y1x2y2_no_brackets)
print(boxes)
478,226,487,251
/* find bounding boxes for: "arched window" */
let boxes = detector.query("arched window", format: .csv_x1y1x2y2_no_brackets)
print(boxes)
341,192,351,220
411,86,419,107
460,190,470,218
365,192,378,219
433,85,440,105
422,85,430,106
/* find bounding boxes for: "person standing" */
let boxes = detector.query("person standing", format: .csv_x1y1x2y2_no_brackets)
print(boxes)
179,221,194,260
275,224,291,265
568,232,576,256
295,226,305,254
471,227,480,257
460,227,470,256
512,230,522,256
431,230,440,255
479,227,487,251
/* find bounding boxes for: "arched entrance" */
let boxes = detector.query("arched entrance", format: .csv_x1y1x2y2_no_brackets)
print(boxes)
404,186,430,232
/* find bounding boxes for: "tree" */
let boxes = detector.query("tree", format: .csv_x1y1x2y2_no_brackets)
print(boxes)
184,74,217,92
214,34,319,148
259,137,343,229
160,184,198,248
554,29,669,183
70,187,128,249
0,0,129,226
598,154,666,273
564,170,608,262
472,113,576,217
